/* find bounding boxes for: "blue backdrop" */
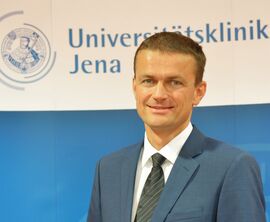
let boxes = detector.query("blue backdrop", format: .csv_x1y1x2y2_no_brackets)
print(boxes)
0,104,269,221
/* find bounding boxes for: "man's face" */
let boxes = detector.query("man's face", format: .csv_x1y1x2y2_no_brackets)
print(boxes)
133,50,206,134
20,37,29,49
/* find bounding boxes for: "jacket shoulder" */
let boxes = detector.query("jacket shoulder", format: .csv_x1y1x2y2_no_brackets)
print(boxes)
98,142,142,167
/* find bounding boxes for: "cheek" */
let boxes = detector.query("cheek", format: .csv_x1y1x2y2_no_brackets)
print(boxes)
136,89,151,103
135,93,146,109
174,91,195,107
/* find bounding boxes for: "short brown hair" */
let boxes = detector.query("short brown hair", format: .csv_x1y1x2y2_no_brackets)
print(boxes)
134,32,206,85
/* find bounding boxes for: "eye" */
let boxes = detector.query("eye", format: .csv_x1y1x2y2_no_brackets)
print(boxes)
170,80,182,86
141,79,155,86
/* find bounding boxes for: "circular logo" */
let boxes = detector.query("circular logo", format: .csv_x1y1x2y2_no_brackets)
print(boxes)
0,11,56,90
1,28,47,74
0,24,52,85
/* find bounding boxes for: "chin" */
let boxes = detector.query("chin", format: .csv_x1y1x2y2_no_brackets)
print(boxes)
146,121,172,129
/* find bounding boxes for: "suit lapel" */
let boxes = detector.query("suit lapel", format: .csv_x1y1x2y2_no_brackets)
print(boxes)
151,127,205,222
120,143,143,222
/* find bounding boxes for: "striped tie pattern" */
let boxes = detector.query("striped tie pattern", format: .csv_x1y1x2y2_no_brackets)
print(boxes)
135,153,166,222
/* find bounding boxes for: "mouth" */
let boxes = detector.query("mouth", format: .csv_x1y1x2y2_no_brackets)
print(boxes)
147,105,174,113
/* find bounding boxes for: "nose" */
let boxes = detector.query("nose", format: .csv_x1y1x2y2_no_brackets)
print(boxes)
152,82,168,101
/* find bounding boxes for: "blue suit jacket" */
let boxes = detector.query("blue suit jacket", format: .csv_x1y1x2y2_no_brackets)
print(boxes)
87,127,266,222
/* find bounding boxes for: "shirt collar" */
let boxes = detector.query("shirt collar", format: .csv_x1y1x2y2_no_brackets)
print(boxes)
141,123,193,167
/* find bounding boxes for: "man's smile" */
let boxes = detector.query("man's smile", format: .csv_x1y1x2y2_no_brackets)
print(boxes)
147,104,174,114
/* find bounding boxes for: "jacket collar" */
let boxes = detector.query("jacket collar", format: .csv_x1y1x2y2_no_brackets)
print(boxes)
120,126,206,222
152,126,205,222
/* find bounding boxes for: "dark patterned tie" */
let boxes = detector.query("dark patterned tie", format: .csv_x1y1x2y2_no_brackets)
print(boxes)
135,153,166,222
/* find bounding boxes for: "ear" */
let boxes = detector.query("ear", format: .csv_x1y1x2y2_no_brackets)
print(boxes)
132,77,137,98
192,81,207,106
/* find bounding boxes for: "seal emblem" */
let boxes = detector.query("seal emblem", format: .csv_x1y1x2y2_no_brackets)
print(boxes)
0,11,56,90
1,28,46,74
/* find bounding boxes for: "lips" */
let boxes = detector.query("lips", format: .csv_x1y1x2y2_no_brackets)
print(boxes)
147,105,174,114
148,105,173,109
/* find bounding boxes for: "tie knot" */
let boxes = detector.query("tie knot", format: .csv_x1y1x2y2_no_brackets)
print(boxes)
152,153,165,167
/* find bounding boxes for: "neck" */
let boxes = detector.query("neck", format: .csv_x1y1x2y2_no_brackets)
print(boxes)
145,123,189,150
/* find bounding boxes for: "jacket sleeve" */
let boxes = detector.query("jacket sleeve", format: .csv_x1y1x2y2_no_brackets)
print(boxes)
87,160,102,222
217,152,266,222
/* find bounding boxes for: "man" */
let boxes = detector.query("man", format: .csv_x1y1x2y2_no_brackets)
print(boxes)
87,32,266,222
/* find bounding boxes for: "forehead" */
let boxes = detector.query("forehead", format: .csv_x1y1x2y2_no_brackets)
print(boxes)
135,50,197,78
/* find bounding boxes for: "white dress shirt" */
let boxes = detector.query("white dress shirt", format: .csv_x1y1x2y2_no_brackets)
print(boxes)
131,123,193,222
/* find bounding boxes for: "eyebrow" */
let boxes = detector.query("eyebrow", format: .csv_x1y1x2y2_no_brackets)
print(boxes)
166,75,185,80
139,74,155,78
138,74,184,79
